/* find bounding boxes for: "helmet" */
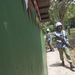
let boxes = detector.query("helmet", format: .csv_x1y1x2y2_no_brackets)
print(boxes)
46,28,50,31
55,22,62,27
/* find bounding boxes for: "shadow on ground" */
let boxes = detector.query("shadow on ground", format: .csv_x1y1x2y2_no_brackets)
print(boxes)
49,62,75,71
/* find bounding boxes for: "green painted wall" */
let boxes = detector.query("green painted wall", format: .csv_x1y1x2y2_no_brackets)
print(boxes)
0,0,47,75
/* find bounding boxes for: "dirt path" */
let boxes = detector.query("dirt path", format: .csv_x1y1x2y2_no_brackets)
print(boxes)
47,48,75,75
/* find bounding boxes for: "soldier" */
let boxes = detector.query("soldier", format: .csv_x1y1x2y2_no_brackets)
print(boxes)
67,25,71,35
46,28,54,52
54,22,75,71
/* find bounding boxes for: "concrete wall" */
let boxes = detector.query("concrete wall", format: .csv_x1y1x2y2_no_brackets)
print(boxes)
0,0,47,75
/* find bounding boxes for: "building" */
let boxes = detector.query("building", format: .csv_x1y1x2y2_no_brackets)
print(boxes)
0,0,50,75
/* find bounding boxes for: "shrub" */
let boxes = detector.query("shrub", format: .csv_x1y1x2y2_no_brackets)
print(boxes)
48,25,55,32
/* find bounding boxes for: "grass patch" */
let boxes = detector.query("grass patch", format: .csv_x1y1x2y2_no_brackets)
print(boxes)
70,49,75,65
67,28,75,65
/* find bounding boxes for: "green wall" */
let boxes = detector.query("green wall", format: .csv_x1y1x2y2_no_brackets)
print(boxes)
0,0,47,75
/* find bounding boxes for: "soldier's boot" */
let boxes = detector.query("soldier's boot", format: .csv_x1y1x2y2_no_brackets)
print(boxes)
50,48,54,51
70,62,75,71
62,60,65,66
50,47,54,51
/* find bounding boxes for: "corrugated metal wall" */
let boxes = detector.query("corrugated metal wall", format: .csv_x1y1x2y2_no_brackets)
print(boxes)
0,0,47,75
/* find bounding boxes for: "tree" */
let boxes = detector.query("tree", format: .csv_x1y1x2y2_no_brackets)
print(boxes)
49,0,74,29
65,4,75,28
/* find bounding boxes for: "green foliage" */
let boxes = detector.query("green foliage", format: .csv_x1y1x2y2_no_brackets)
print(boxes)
48,25,55,32
65,4,75,28
49,0,75,28
68,17,75,28
42,25,48,34
48,1,58,24
42,22,55,34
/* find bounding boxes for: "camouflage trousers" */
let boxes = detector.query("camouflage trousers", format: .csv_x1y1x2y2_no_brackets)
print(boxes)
58,47,72,63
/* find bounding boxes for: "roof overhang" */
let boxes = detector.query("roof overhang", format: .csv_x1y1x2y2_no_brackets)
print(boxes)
37,0,50,22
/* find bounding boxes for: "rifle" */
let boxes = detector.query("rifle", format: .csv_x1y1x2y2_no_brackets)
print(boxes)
55,35,73,49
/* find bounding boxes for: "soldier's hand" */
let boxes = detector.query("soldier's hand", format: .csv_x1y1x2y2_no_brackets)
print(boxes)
57,40,63,43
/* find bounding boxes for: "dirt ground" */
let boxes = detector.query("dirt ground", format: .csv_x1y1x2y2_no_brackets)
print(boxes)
46,48,75,75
